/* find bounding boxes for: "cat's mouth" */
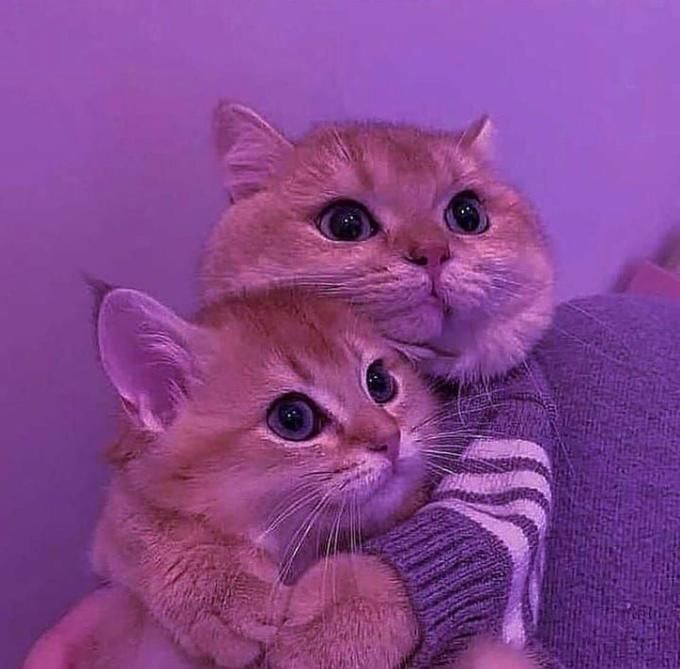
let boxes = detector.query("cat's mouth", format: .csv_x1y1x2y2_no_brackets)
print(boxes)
336,464,393,501
421,283,446,304
334,456,424,508
427,275,453,309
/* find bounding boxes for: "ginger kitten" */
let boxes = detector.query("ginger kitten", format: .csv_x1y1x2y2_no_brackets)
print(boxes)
91,286,434,667
202,103,554,382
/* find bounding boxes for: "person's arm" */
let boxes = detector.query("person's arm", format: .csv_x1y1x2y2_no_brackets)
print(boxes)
364,357,558,667
23,589,114,669
23,586,205,669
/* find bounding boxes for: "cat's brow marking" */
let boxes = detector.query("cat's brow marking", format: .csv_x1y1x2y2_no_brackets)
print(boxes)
345,340,365,364
281,352,314,384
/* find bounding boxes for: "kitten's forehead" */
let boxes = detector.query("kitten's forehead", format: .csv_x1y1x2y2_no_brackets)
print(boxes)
204,291,379,382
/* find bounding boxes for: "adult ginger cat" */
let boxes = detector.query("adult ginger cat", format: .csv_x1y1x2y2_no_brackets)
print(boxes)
195,104,557,666
202,103,554,382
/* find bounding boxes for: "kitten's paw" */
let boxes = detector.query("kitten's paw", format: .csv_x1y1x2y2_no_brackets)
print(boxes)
267,554,418,669
192,577,290,666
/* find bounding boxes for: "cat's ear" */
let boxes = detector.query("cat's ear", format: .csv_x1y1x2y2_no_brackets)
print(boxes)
96,288,196,432
460,115,495,157
213,101,293,201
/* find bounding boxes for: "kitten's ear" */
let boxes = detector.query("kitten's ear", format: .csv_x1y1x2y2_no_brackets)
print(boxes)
213,101,293,201
96,289,196,432
460,115,495,156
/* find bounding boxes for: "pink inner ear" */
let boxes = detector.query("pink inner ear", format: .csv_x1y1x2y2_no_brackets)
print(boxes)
213,102,292,201
460,115,494,157
97,289,193,431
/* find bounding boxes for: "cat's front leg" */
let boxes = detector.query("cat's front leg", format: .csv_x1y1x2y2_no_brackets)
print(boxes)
93,504,290,668
267,553,418,669
110,538,288,667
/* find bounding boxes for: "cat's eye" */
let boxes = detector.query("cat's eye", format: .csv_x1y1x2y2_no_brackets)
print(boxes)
267,393,323,442
317,200,378,242
366,360,397,404
444,190,489,235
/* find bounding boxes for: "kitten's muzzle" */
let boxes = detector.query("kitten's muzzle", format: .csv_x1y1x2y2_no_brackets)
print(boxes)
365,430,400,464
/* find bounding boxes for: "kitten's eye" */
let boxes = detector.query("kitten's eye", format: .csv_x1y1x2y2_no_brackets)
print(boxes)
445,190,489,235
366,360,397,404
267,393,323,442
317,200,378,242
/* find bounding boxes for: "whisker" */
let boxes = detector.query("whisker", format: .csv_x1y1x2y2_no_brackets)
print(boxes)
259,486,320,539
330,498,345,607
549,323,640,372
356,494,363,553
266,490,337,617
561,302,634,355
278,487,336,585
423,453,510,475
349,492,357,556
420,429,508,441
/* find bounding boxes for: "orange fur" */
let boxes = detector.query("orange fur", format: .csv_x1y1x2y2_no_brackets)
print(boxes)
203,104,554,382
92,288,436,667
24,589,535,669
268,554,418,668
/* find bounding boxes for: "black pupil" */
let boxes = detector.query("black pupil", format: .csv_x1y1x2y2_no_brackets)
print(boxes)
278,402,306,433
330,207,365,240
367,362,393,403
453,199,480,231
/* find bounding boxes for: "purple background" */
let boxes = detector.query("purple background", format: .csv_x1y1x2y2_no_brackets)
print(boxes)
2,2,680,665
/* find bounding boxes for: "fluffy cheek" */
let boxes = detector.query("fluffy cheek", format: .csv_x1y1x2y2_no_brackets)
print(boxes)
170,442,303,534
438,255,495,311
361,403,432,533
438,240,544,316
210,470,286,530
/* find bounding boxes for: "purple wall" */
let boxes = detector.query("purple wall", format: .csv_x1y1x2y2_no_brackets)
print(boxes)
2,2,679,665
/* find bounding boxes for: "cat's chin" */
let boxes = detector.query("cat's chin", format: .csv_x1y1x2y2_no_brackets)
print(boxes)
356,455,426,536
380,298,446,345
421,289,554,381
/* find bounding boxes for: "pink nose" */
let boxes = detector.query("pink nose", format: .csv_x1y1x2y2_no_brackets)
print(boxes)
366,430,401,463
404,246,450,279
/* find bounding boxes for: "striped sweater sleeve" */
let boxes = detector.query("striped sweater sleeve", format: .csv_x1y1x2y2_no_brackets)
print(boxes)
364,356,558,667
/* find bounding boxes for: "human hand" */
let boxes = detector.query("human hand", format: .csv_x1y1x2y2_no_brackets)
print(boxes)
23,586,213,669
448,637,542,669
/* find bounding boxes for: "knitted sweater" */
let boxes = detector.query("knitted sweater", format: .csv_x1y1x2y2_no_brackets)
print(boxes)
366,294,680,669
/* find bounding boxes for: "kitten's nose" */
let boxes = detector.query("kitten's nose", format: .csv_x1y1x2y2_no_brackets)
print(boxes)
367,430,401,464
404,245,450,272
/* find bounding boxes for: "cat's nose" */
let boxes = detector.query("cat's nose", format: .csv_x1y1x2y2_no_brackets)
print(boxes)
367,430,401,463
404,245,450,271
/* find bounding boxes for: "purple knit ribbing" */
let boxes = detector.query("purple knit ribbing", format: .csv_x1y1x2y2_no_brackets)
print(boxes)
364,358,558,666
364,507,512,668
